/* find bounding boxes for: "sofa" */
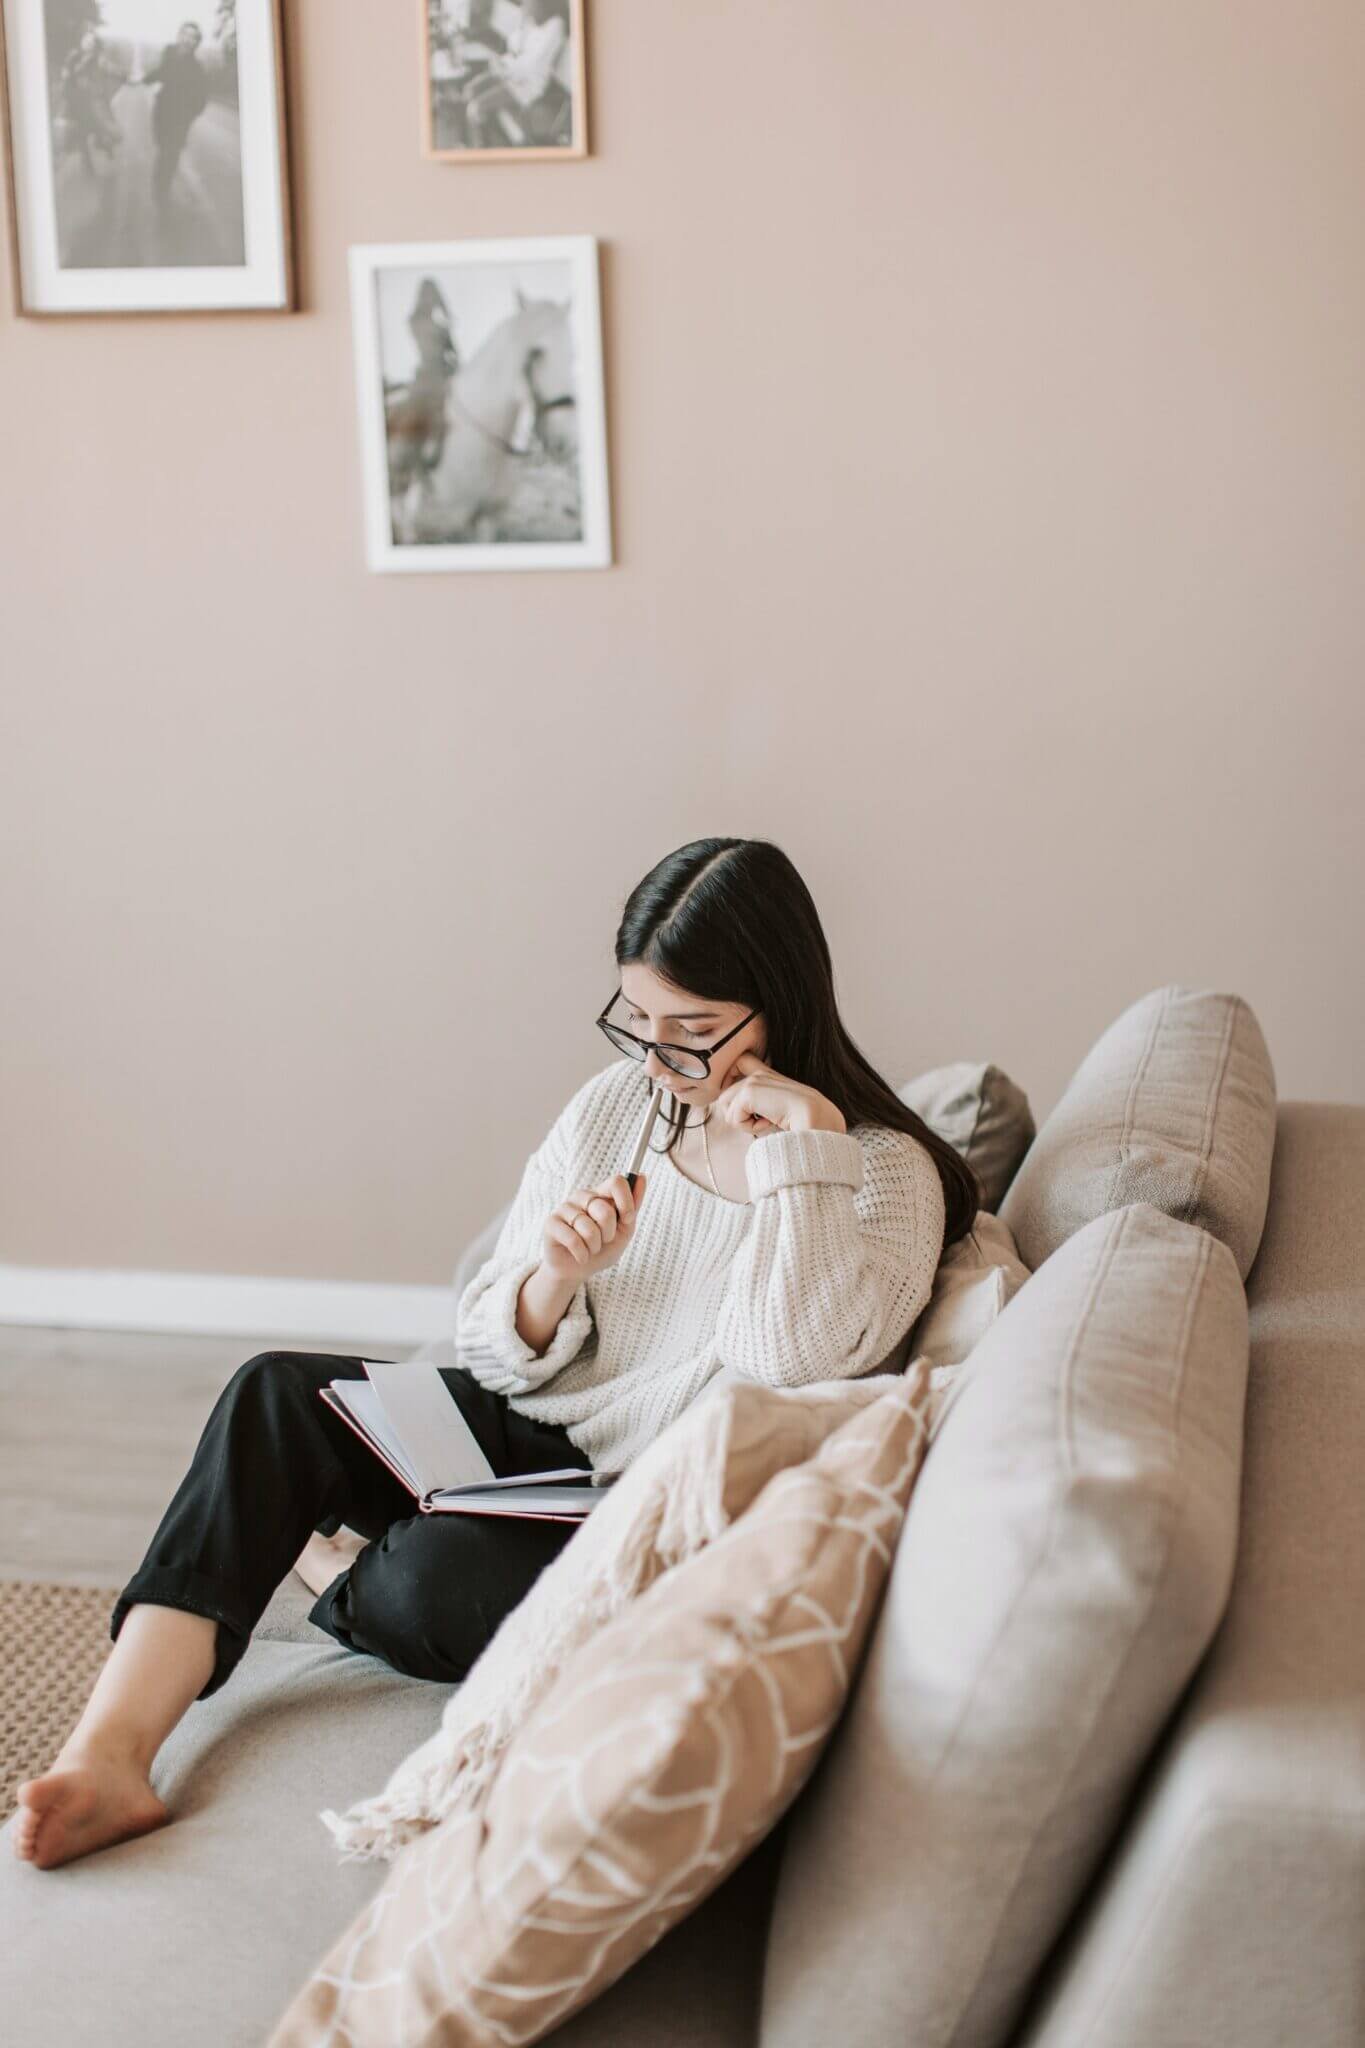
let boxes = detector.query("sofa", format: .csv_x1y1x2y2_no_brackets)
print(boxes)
3,985,1362,2047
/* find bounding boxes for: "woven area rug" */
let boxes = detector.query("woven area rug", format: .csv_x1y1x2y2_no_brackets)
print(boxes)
0,1580,123,1827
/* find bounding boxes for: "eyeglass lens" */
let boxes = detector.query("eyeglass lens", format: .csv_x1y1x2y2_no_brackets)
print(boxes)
600,1020,708,1080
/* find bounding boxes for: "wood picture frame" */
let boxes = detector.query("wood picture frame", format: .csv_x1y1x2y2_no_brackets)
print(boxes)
420,0,587,163
0,0,294,317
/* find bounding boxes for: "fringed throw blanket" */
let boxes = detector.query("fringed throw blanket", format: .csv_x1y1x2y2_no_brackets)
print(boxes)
318,1366,937,1865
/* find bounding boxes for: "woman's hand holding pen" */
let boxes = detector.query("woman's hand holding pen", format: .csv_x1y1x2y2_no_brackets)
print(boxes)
517,1168,648,1354
541,1173,648,1282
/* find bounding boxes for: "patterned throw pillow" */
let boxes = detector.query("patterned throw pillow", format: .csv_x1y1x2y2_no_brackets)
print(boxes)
267,1368,932,2048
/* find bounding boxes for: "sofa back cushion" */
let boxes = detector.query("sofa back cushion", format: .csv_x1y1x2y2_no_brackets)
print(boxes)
1011,1101,1365,2047
999,984,1276,1280
758,1200,1250,2048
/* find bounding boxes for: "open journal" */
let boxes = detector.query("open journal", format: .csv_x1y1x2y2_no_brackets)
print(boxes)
318,1360,618,1522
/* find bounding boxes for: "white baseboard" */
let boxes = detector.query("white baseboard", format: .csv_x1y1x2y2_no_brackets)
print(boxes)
0,1265,451,1348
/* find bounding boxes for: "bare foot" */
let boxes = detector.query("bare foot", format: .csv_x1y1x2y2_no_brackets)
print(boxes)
11,1743,169,1870
294,1527,370,1599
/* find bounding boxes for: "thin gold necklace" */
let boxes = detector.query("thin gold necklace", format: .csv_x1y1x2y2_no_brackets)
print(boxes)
700,1109,720,1195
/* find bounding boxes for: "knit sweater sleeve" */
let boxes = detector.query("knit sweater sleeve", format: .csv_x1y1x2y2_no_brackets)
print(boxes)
714,1124,946,1388
453,1086,597,1398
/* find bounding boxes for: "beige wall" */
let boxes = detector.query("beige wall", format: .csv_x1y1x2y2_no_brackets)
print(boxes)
1,0,1361,1289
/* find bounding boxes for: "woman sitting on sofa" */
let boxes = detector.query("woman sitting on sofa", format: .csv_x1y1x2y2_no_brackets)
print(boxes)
12,833,974,1870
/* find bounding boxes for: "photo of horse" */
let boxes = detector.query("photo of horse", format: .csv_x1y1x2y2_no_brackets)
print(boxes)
350,237,612,573
1,0,292,312
422,0,586,162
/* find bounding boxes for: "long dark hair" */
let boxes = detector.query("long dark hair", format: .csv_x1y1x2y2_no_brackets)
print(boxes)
613,837,980,1249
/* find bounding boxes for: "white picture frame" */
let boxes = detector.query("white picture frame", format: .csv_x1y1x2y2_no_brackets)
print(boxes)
349,233,611,574
1,0,293,317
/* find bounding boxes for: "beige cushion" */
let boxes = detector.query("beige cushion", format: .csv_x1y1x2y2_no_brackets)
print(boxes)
899,1059,1036,1212
318,1372,932,1859
999,983,1276,1281
907,1208,1031,1374
1015,1104,1365,2048
266,1372,932,2048
759,1202,1250,2048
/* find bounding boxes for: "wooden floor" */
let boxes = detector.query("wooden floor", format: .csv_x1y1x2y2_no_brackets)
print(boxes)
0,1326,355,1587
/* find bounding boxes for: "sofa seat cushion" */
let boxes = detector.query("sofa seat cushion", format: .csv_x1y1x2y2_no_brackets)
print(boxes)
999,984,1276,1281
0,1630,773,2048
758,1201,1251,2048
252,1563,328,1645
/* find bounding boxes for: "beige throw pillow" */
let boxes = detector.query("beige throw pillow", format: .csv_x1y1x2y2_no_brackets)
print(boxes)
908,1209,1032,1375
759,1203,1251,2048
999,983,1276,1280
268,1368,932,2048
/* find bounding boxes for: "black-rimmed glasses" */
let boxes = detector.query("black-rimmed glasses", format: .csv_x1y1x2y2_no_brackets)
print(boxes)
596,988,759,1081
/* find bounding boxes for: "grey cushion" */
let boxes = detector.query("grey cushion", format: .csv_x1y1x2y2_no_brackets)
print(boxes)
999,984,1276,1280
1015,1104,1365,2048
898,1059,1036,1212
0,1586,775,2048
759,1201,1250,2048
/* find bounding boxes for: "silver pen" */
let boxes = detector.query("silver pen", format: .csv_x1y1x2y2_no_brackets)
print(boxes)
625,1081,665,1194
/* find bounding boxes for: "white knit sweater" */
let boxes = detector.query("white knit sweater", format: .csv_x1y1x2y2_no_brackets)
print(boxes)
453,1057,947,1474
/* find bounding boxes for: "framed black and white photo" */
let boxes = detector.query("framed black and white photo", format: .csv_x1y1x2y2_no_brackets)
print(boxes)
1,0,293,315
421,0,586,162
349,235,611,574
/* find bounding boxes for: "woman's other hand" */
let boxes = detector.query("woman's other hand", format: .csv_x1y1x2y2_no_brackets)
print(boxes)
714,1050,847,1137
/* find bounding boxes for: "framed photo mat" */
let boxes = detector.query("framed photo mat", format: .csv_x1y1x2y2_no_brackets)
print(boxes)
0,0,295,317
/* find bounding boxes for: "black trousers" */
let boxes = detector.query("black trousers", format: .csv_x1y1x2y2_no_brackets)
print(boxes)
109,1350,593,1700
